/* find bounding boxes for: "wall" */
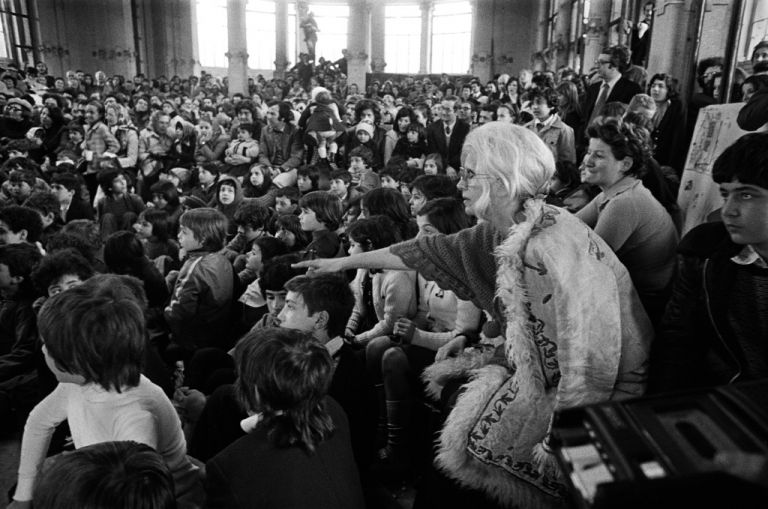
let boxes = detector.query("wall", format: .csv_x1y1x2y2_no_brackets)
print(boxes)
470,0,539,82
37,0,138,78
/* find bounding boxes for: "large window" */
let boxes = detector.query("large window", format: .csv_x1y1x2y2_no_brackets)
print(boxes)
431,1,472,74
196,0,278,70
196,0,228,68
246,0,276,70
0,0,37,66
385,5,421,74
307,3,348,62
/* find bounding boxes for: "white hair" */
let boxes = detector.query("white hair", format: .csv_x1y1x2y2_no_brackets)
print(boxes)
461,122,555,220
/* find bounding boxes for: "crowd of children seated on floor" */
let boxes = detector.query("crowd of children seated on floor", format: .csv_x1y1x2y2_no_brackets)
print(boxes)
1,41,768,509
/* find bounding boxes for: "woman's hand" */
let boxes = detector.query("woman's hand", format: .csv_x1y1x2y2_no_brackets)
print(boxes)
435,335,467,361
292,257,346,274
393,318,416,343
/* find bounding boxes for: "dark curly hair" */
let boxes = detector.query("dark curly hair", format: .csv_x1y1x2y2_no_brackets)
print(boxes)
586,118,651,178
347,215,401,251
648,73,679,100
712,132,768,189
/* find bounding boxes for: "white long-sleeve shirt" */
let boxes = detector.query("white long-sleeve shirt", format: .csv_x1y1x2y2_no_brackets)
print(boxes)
14,375,199,502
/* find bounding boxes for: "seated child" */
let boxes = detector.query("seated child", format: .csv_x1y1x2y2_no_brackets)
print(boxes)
237,252,304,332
1,169,37,207
133,208,180,263
50,171,94,223
149,180,183,234
298,190,344,259
224,123,260,180
274,214,310,253
23,191,63,246
329,169,363,211
164,208,234,353
237,235,288,287
12,274,203,507
345,215,417,346
0,205,44,248
350,121,382,169
422,152,443,176
0,243,43,433
274,185,300,216
348,145,380,190
221,200,271,266
242,163,275,201
297,161,331,194
95,164,146,241
32,441,176,509
210,175,244,239
392,123,428,168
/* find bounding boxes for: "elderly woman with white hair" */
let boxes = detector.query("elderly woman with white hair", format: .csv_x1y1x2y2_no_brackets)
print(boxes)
297,122,652,508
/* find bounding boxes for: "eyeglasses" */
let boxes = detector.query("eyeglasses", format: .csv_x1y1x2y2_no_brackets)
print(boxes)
595,59,611,66
458,166,495,183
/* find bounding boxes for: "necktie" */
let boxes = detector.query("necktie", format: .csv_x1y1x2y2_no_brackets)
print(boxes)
445,125,452,136
590,83,610,125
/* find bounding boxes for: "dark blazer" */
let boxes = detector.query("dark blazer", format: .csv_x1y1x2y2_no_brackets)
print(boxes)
205,397,365,509
426,119,470,171
583,77,643,122
651,99,686,172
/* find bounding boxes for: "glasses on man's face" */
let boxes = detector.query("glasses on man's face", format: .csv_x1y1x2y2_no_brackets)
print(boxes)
595,59,611,66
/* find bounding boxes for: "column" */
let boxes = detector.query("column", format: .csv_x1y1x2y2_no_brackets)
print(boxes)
346,0,371,91
470,0,493,81
419,1,432,74
227,0,248,96
646,0,703,105
370,0,386,72
274,0,290,79
582,0,611,75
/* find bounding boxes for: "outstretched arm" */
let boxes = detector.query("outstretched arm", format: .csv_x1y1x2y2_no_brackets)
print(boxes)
293,246,409,273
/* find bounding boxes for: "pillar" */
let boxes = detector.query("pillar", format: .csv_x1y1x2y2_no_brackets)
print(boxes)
227,0,249,96
419,1,433,74
274,0,290,79
370,1,386,72
346,0,371,91
470,0,493,81
646,0,703,105
582,0,611,75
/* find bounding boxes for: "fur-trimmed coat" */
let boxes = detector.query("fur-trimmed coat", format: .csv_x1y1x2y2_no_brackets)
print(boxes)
392,199,653,508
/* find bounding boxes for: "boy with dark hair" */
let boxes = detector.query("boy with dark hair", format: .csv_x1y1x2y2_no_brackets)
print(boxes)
50,172,94,222
278,273,376,470
274,185,300,216
186,162,221,205
329,169,362,211
0,243,43,434
222,200,271,265
31,248,94,298
96,167,145,240
298,190,344,259
1,169,37,206
23,192,63,245
165,208,234,353
347,144,380,189
0,205,44,246
653,132,768,392
525,87,576,163
12,275,203,507
33,441,176,509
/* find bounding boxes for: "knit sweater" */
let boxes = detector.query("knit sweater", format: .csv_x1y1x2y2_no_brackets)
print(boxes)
348,269,418,344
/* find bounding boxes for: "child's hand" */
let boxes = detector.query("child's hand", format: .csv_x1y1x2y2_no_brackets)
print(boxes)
393,318,416,343
435,335,468,362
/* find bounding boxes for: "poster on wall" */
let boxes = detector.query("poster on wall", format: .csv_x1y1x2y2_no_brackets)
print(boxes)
678,103,758,235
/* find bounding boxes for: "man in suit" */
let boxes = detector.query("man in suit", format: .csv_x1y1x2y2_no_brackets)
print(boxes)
583,45,643,126
426,95,471,178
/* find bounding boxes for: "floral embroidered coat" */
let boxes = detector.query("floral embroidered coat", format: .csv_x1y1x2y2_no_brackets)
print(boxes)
391,199,653,508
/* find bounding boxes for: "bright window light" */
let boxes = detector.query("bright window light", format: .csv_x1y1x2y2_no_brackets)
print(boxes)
431,1,472,74
385,5,421,74
307,3,349,62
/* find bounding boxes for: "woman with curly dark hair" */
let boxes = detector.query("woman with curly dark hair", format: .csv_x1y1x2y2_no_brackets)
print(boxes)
205,327,364,509
648,73,686,173
577,118,678,324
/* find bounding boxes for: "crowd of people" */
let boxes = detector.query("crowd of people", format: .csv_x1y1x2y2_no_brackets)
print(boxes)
0,38,767,509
